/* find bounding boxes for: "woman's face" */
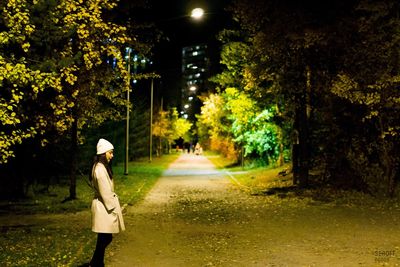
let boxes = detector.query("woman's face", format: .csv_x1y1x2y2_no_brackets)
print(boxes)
105,150,114,162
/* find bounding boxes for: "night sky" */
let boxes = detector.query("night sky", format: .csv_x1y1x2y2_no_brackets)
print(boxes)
147,0,234,108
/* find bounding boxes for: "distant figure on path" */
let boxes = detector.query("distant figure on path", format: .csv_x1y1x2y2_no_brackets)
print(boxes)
195,143,202,155
89,138,125,267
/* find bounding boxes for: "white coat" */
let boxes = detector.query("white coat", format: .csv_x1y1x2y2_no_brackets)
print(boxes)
91,162,125,233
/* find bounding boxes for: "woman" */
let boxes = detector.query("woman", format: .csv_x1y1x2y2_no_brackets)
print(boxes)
89,138,125,267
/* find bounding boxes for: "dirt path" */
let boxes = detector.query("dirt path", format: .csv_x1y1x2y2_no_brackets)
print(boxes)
107,154,400,267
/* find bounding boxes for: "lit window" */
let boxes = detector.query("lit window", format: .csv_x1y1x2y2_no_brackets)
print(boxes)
188,96,193,101
192,51,198,56
184,104,190,109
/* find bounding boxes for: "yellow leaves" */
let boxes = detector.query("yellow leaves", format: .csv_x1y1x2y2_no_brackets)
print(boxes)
0,127,36,163
2,0,35,45
0,0,131,163
71,89,79,98
243,68,256,91
224,87,258,126
77,24,89,39
332,73,384,106
61,65,78,85
12,91,23,102
0,32,10,44
0,58,65,163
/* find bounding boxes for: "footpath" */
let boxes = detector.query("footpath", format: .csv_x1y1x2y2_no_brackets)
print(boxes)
107,153,400,267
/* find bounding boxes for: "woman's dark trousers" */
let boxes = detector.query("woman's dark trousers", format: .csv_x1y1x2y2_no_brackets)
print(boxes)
90,233,112,267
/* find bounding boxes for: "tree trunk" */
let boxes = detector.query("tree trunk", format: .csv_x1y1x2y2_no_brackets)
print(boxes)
277,126,284,167
292,99,309,186
69,117,78,200
378,116,397,197
293,80,310,187
298,74,310,187
292,138,300,185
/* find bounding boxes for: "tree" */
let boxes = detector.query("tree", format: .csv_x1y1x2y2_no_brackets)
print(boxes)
331,0,400,195
211,22,288,167
152,107,192,156
166,108,192,151
0,0,136,198
196,93,237,160
227,0,400,194
152,109,168,156
228,0,357,186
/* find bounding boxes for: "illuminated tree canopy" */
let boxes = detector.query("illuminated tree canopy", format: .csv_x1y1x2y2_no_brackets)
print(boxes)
199,0,400,195
0,0,131,163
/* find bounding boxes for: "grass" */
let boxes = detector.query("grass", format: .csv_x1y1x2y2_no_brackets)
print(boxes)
203,150,238,170
0,153,179,267
231,164,291,191
205,151,291,190
207,153,400,210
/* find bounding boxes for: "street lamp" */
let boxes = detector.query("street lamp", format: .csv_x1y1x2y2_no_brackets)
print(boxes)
148,8,207,159
191,8,205,19
124,47,132,175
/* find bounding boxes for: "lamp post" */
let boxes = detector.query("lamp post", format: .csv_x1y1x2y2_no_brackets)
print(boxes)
147,8,206,161
124,47,131,175
149,78,154,162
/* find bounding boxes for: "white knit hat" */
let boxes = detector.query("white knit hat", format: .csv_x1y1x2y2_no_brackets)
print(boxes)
96,138,114,155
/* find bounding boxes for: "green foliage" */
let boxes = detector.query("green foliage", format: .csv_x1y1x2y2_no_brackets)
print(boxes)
242,110,279,162
197,86,281,165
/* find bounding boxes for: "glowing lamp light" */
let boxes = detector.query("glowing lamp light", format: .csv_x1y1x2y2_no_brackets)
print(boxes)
191,8,204,19
189,86,197,91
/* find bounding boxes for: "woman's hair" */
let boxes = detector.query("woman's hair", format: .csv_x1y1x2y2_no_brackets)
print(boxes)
89,153,113,181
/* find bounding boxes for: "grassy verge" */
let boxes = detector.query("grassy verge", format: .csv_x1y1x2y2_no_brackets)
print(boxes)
203,151,238,170
205,151,290,190
206,153,400,211
231,164,291,192
0,153,179,267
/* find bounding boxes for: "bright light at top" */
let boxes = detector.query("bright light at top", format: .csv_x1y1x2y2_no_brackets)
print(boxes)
191,8,204,19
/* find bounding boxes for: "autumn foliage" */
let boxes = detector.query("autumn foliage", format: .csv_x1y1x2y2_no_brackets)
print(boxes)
0,0,130,163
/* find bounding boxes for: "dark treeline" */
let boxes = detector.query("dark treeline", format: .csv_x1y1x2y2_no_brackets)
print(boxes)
221,0,399,196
